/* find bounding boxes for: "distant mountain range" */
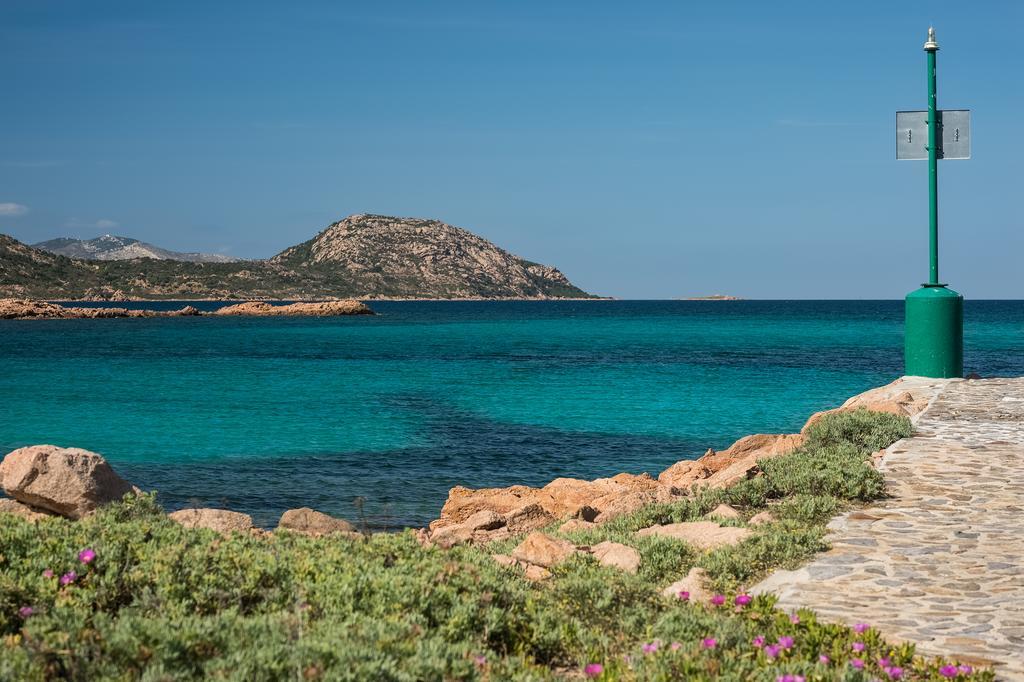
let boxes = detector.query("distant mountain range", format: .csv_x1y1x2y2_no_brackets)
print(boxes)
33,235,240,263
1,214,593,300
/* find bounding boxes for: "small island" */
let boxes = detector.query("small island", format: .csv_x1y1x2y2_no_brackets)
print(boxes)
679,294,743,301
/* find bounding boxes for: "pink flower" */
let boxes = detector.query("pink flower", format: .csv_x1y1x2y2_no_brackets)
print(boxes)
958,665,973,674
852,641,865,652
851,658,864,670
819,654,830,665
789,614,801,624
879,657,892,667
670,642,681,651
735,594,752,606
42,569,54,578
752,635,766,647
854,622,869,633
885,666,904,680
777,636,794,650
939,665,958,678
584,663,603,678
776,676,805,682
474,655,486,666
711,594,726,606
642,641,658,654
764,644,781,658
18,606,34,618
78,548,96,564
701,638,717,649
59,571,77,586
677,590,690,601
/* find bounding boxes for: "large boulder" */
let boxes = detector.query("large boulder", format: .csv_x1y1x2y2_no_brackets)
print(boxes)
0,445,137,519
168,508,253,533
511,532,578,568
277,507,361,537
589,541,641,573
636,521,751,551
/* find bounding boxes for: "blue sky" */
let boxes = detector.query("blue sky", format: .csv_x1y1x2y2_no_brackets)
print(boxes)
1,1,1021,298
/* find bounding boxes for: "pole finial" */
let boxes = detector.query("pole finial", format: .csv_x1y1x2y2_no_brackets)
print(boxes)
924,26,939,51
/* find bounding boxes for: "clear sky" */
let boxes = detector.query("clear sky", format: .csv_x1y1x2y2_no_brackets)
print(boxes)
1,1,1021,298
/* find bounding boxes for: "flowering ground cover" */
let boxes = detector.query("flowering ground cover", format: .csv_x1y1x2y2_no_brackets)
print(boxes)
0,411,992,680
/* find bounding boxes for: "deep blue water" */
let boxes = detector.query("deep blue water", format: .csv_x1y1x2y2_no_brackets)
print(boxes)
1,300,1021,528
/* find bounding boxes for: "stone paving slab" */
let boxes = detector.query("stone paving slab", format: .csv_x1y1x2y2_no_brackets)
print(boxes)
753,378,1024,681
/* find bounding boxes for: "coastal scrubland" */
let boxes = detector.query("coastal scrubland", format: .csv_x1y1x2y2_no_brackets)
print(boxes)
0,411,989,680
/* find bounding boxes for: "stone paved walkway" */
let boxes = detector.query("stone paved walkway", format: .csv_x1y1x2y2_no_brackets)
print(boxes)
753,378,1024,680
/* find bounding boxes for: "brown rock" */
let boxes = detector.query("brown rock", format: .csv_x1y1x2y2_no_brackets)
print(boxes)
431,473,681,532
523,564,553,581
636,521,751,551
0,498,54,522
462,509,506,531
430,525,475,548
590,541,641,573
213,300,372,316
503,503,555,534
511,531,578,568
492,553,518,568
0,445,137,519
748,511,776,526
277,507,360,537
662,567,712,603
704,503,742,520
801,378,937,434
659,433,804,492
559,518,596,533
570,505,600,522
0,298,212,320
168,508,253,533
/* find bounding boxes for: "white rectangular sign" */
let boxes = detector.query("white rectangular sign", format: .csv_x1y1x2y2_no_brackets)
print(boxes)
896,110,971,160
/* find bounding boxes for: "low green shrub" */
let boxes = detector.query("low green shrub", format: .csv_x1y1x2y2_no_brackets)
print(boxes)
2,410,989,680
804,407,913,452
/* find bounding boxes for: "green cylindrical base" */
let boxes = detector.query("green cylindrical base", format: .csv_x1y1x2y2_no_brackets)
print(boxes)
905,285,964,378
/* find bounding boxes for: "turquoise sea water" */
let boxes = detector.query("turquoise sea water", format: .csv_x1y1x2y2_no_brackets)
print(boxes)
1,300,1022,528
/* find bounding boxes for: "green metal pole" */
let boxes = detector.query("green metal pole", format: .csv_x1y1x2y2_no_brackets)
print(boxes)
904,27,963,378
926,33,939,285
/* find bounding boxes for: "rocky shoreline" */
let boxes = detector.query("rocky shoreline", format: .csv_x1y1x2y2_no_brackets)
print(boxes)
416,377,936,552
0,377,934,542
0,298,373,320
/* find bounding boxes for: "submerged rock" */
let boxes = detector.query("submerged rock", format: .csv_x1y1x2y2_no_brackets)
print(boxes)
0,445,137,519
168,508,253,533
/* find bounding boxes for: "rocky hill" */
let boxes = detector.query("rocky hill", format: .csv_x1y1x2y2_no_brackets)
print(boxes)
272,214,585,299
34,235,240,263
1,214,592,300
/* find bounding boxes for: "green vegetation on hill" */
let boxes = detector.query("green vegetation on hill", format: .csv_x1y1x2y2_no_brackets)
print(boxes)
0,214,595,300
0,411,988,680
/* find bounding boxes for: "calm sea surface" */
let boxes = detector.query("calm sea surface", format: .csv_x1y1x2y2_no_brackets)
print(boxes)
1,300,1021,528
